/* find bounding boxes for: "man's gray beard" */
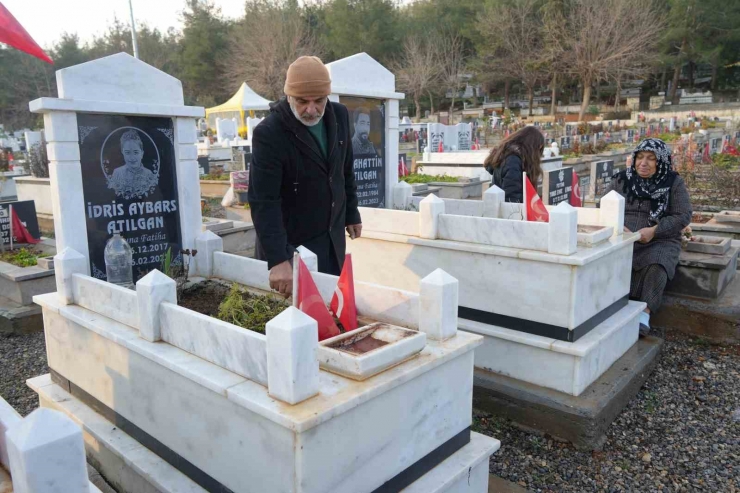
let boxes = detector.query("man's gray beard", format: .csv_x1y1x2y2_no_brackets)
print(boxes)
289,100,323,127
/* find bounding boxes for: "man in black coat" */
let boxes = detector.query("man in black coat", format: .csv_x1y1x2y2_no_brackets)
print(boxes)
248,56,362,296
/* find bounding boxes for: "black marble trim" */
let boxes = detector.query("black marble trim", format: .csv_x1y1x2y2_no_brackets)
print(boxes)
50,370,470,493
50,369,235,493
370,427,471,493
459,296,629,342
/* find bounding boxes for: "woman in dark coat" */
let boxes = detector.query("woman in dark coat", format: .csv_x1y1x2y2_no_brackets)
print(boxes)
608,138,692,335
483,126,545,203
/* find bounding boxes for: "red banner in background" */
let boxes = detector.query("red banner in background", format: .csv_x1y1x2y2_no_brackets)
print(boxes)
0,3,53,63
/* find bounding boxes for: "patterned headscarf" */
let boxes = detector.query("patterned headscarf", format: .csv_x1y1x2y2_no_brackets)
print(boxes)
618,138,677,223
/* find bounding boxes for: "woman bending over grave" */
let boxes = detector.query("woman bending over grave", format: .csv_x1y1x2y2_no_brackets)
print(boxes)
483,126,545,203
605,138,692,337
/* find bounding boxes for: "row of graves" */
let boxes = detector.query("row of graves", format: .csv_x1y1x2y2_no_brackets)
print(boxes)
0,54,501,493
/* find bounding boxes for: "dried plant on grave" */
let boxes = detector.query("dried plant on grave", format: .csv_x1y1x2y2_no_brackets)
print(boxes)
161,247,198,300
217,283,289,333
28,142,49,178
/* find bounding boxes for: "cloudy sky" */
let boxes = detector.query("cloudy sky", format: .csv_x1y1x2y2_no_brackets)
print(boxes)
4,0,247,50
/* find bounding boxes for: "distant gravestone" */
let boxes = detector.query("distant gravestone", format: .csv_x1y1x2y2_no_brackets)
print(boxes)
428,123,446,152
216,118,238,144
559,136,572,150
579,134,590,144
542,166,573,205
734,131,740,143
197,156,209,176
625,129,636,142
78,114,183,281
0,201,41,245
710,137,721,154
590,160,614,198
232,145,251,170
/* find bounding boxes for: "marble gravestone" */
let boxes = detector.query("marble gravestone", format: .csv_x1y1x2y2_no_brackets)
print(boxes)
542,167,573,205
710,137,721,154
0,201,41,246
428,123,473,152
78,114,183,282
559,136,572,150
216,117,238,144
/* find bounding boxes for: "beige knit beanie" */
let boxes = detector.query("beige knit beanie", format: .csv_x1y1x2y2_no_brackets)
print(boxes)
284,56,331,98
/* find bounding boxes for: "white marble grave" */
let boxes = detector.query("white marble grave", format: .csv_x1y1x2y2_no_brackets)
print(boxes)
27,53,499,493
346,184,642,396
215,117,238,144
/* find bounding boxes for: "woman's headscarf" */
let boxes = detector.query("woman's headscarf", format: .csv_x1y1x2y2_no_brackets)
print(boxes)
618,138,677,223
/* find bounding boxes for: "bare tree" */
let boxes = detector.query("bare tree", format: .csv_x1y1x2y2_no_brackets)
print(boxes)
437,31,467,124
477,0,548,117
393,34,439,122
222,0,324,101
545,0,665,120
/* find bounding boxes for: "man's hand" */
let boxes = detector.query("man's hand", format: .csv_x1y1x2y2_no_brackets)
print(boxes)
269,260,293,297
637,225,657,244
346,223,363,240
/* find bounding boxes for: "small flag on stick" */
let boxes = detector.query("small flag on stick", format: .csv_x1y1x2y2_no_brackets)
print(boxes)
523,172,549,223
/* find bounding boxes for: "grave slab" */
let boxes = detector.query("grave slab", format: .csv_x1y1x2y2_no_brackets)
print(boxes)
653,276,740,344
472,336,663,451
685,235,731,255
31,375,500,493
0,295,43,336
665,247,738,300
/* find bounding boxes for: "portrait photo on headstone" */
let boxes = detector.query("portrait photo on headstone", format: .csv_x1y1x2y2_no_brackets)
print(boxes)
341,96,386,208
77,113,183,282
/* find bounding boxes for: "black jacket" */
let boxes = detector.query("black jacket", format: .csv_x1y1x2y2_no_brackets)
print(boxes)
488,154,523,203
248,98,361,275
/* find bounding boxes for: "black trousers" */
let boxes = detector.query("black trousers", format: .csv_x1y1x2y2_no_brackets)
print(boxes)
630,264,668,313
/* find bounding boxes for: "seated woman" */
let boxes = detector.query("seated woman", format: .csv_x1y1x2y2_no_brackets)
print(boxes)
608,138,692,336
483,126,545,203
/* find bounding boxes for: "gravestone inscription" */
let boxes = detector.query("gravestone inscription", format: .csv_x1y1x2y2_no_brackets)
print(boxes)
77,113,183,282
542,166,573,205
0,201,41,245
590,160,614,198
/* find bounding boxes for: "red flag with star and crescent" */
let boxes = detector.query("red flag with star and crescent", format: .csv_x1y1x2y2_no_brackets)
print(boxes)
523,173,549,223
295,257,340,341
330,254,358,332
569,168,582,207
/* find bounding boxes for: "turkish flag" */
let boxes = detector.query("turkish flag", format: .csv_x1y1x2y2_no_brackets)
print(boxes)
524,174,549,223
569,169,582,207
296,257,340,341
437,140,444,153
398,156,409,177
10,207,39,244
0,4,53,64
702,142,711,164
330,254,358,332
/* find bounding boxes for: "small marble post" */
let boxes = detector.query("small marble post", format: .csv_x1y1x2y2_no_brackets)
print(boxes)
0,397,22,470
175,117,204,260
136,269,177,342
393,181,412,210
266,307,319,405
419,269,458,341
53,248,87,305
6,408,89,493
548,202,578,255
297,245,318,272
483,185,505,218
419,194,445,239
600,191,626,236
194,230,223,277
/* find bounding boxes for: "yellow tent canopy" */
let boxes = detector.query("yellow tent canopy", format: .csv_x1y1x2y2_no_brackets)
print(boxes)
205,82,272,128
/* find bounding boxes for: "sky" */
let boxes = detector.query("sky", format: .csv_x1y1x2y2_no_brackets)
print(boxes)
4,0,247,50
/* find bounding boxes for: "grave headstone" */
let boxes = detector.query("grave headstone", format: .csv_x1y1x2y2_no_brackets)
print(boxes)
625,129,636,142
710,137,721,154
734,130,740,143
559,136,572,150
542,166,573,205
590,160,614,198
669,117,677,132
231,145,251,170
216,118,238,144
77,113,183,281
722,134,730,150
0,201,41,246
580,134,590,144
23,131,42,152
197,156,209,176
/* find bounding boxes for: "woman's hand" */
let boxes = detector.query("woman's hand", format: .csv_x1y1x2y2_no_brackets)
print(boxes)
637,226,657,244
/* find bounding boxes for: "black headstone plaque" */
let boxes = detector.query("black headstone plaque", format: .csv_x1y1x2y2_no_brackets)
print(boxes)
559,136,572,150
592,160,614,197
544,167,573,205
580,134,590,144
77,114,182,282
710,138,721,153
341,96,386,208
197,156,210,176
734,131,740,142
0,200,41,245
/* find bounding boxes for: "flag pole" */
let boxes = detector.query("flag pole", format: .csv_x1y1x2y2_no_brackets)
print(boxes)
522,172,528,221
292,251,299,308
128,0,140,59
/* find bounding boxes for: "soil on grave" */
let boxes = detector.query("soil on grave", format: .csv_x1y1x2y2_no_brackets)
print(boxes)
691,213,712,224
577,225,606,234
179,280,290,334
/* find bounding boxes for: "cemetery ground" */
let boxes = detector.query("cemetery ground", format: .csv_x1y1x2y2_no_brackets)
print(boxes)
1,326,737,492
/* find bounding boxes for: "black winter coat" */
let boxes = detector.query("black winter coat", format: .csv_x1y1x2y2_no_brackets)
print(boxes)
248,98,361,275
487,155,524,203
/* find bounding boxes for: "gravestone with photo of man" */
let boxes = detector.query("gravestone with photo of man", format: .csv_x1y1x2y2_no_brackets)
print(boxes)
559,136,572,150
710,137,721,154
